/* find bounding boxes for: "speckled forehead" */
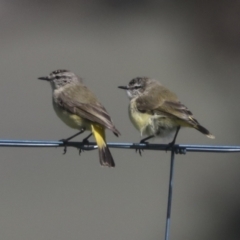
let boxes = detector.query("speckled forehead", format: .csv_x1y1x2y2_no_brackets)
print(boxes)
129,77,142,86
51,69,68,75
49,70,73,79
129,77,148,87
50,70,69,78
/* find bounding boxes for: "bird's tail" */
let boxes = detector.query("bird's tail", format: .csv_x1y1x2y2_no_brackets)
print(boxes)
194,124,215,139
91,124,115,167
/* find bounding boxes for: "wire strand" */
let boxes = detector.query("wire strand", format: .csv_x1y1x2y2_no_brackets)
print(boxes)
0,138,239,240
0,139,239,153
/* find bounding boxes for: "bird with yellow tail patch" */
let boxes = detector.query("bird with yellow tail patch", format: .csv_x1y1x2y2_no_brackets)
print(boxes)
38,70,120,167
118,77,214,151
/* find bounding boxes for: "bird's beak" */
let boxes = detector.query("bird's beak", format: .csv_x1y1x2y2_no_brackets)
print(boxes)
38,76,50,81
118,86,128,90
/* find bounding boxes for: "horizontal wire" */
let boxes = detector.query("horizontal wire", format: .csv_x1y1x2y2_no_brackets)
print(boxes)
0,138,238,240
0,139,239,153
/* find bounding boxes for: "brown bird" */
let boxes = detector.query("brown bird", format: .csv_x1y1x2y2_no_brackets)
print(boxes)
118,77,214,148
38,70,120,167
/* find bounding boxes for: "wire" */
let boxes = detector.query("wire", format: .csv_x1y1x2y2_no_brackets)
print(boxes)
1,138,239,240
0,139,239,153
165,149,175,240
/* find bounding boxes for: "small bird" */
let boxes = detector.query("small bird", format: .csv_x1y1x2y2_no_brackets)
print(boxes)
38,70,120,167
118,77,214,148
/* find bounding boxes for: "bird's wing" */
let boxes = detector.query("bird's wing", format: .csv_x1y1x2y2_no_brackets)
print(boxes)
56,86,120,136
136,86,199,125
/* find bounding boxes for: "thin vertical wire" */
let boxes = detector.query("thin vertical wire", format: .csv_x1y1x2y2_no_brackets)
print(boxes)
164,149,175,240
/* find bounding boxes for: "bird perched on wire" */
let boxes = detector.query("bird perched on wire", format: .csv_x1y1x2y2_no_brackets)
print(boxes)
38,69,120,167
118,77,214,152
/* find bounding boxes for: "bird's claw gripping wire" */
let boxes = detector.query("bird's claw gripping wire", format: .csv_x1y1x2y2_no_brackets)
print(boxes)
59,128,86,154
78,133,94,155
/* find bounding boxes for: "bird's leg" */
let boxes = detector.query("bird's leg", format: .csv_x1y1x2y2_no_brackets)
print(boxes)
166,126,180,151
79,133,93,155
82,133,93,144
60,128,86,155
136,135,154,156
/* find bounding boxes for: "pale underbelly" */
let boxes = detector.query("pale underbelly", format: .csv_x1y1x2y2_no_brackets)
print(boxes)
53,102,90,130
129,106,179,138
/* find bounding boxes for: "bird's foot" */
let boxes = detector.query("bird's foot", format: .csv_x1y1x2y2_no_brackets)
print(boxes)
135,139,150,156
165,140,175,152
59,139,68,155
78,134,91,155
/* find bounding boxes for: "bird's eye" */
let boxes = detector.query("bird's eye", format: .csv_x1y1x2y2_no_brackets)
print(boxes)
55,76,60,79
134,86,141,89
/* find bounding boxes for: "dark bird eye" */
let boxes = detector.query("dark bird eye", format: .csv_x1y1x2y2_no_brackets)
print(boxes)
134,86,141,89
129,79,136,85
